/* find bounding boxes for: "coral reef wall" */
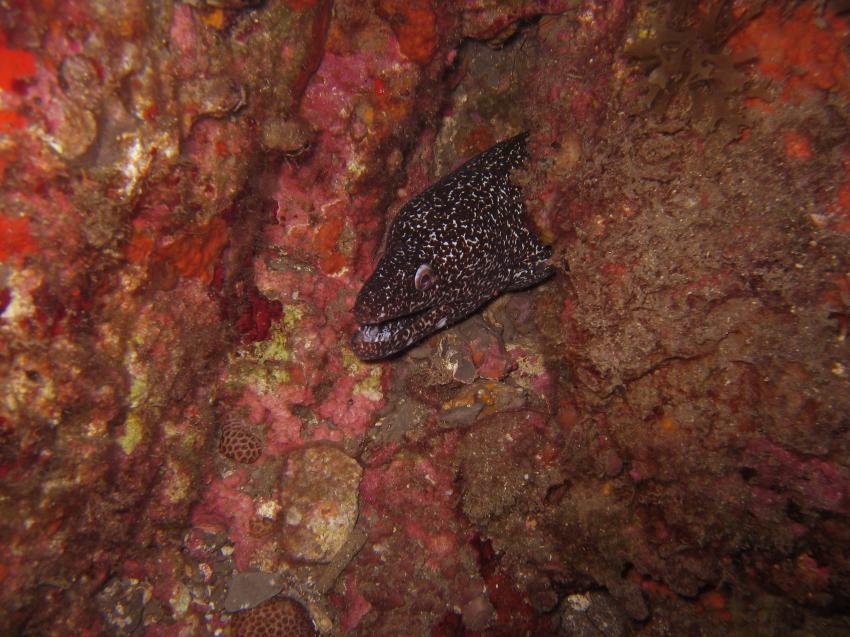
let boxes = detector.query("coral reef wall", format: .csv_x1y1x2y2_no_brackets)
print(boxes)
1,0,849,635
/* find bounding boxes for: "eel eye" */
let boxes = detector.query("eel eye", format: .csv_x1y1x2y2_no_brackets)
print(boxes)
414,264,436,291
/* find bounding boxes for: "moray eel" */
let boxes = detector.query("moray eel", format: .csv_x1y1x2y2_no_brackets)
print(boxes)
351,132,554,360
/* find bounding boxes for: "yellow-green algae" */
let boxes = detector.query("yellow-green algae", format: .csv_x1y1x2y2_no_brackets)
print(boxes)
119,344,153,455
227,304,303,393
342,346,384,401
118,411,145,455
169,581,191,615
341,346,361,372
353,366,383,402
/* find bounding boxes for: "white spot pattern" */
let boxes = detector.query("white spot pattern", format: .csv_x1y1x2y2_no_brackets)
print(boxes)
352,132,554,360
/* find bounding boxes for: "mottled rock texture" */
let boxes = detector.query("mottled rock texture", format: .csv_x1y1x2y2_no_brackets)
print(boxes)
1,1,849,636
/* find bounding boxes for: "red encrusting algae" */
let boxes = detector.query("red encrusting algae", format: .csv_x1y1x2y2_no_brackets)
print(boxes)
729,5,850,102
0,34,35,131
235,286,284,343
376,0,438,66
0,215,37,262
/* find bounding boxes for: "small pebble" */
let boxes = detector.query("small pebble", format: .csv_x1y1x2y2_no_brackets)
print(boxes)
462,594,494,632
280,445,363,562
224,571,285,612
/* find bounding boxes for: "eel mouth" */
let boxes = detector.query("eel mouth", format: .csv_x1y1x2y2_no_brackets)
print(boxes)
351,305,449,361
350,315,421,361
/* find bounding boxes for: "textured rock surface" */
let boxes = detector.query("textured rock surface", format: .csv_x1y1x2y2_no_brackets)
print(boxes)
280,445,363,563
224,571,286,613
1,1,849,636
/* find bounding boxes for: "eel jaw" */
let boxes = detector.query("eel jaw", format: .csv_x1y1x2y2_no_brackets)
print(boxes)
351,296,488,361
350,313,427,361
351,305,453,361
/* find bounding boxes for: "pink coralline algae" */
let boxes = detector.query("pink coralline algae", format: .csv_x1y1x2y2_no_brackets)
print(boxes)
743,437,849,514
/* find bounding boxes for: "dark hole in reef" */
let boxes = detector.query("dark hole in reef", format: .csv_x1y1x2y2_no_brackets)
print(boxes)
544,481,571,505
785,499,805,523
470,534,499,578
431,611,464,637
739,466,757,482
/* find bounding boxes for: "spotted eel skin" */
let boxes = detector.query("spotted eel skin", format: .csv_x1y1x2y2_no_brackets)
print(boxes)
351,132,554,360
